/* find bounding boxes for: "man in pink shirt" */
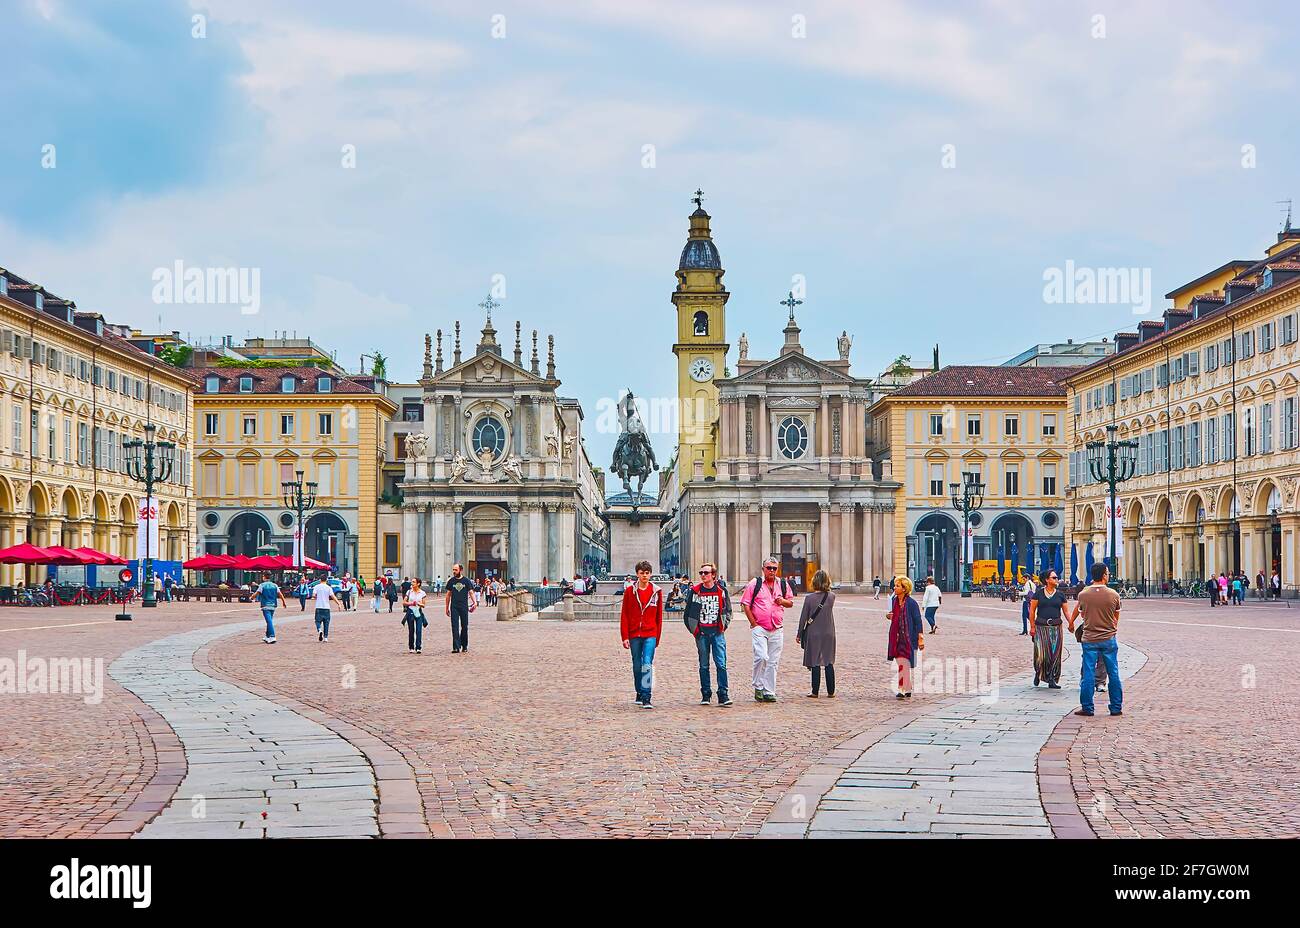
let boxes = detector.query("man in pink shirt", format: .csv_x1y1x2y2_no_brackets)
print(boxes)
742,557,795,702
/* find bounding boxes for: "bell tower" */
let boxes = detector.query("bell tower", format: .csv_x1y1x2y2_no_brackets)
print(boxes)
672,190,729,485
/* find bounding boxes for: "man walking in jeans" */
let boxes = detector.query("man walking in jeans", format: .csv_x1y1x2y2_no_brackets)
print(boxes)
684,562,732,707
444,564,477,653
620,560,663,708
255,571,286,644
1071,562,1124,717
742,557,794,703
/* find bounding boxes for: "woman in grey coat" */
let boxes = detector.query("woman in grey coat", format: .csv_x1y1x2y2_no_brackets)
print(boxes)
796,570,837,697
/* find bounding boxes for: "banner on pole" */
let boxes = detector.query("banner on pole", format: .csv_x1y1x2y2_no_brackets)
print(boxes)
1104,500,1125,559
964,527,975,562
136,496,159,559
291,527,303,566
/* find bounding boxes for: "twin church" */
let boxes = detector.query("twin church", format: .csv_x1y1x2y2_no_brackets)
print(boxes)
661,198,899,591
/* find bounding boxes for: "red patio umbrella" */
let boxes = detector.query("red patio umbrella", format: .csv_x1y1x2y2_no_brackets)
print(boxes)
40,545,98,566
71,547,114,565
0,543,58,564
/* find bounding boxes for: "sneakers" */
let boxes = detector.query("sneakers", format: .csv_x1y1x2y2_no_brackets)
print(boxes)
719,697,733,707
754,688,765,702
699,697,711,705
415,648,421,654
318,631,324,642
761,692,777,703
408,648,416,654
634,700,644,708
1109,709,1122,716
322,637,330,643
1075,708,1095,716
1048,683,1062,690
806,693,819,698
896,692,906,700
903,692,912,698
826,692,836,698
640,701,653,709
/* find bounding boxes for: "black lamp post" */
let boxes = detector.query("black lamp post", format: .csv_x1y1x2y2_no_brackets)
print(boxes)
1086,424,1138,582
949,470,985,598
124,424,175,608
281,469,318,574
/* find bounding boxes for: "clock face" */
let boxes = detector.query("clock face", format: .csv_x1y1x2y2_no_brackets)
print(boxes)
689,358,715,382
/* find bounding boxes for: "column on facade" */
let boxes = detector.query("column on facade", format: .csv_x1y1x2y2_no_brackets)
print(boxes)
715,503,729,581
402,505,419,578
1281,514,1300,595
734,396,746,474
545,504,559,580
861,505,875,584
736,503,752,579
560,504,576,578
818,397,830,459
528,504,546,582
757,395,768,461
818,503,831,576
882,506,896,579
759,503,772,563
838,504,854,584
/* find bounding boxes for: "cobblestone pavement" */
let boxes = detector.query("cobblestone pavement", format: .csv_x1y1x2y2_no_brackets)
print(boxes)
763,611,1145,839
112,617,380,839
207,597,1034,837
1052,596,1300,838
0,601,249,838
4,593,1296,838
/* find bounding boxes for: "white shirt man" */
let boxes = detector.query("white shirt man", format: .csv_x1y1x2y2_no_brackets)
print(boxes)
921,578,942,633
312,578,339,642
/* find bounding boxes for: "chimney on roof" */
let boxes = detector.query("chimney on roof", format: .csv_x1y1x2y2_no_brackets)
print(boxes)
1114,332,1139,353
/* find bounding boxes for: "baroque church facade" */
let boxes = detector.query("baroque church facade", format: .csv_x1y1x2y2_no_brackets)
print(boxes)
666,201,900,591
396,308,604,584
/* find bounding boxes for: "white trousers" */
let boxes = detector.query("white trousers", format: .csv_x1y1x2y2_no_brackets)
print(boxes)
751,625,784,695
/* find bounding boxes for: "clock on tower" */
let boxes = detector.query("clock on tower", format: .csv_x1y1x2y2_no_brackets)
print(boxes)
671,190,729,485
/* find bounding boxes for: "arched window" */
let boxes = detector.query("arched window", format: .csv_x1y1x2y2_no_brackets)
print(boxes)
693,311,709,336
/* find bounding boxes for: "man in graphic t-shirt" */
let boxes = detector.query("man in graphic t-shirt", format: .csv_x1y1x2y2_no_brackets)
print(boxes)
684,562,732,707
444,564,477,654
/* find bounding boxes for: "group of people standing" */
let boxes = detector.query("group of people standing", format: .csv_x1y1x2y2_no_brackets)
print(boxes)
1025,563,1124,716
619,557,938,708
1207,569,1281,606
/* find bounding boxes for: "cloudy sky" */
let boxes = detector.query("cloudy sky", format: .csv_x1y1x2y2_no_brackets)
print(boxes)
1,0,1295,490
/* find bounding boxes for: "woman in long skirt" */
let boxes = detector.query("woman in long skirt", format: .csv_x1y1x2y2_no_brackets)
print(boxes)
885,576,924,698
1028,569,1070,688
797,570,837,697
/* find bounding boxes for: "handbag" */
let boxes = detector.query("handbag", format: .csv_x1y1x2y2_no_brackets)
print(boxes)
797,593,829,648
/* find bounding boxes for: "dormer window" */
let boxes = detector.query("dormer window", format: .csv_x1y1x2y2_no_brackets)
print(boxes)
693,311,709,336
281,376,296,393
205,375,220,393
239,376,254,393
317,376,333,393
1261,268,1274,290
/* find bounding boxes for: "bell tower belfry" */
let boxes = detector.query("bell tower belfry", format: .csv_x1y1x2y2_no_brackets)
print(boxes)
671,190,729,485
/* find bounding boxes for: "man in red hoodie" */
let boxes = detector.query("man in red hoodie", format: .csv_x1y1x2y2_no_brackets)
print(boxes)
620,560,663,709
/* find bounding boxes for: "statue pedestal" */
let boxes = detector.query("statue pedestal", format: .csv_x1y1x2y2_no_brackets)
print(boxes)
603,494,668,577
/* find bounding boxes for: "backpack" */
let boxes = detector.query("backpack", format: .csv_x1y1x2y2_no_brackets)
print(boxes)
744,576,790,609
683,583,731,636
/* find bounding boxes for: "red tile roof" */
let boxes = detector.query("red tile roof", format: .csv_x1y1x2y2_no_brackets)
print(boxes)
193,366,382,396
886,365,1075,399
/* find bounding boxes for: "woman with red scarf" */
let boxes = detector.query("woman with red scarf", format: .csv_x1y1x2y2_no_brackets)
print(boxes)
886,575,924,698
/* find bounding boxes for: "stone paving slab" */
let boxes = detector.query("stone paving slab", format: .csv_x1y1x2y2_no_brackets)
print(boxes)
110,619,380,839
761,609,1146,839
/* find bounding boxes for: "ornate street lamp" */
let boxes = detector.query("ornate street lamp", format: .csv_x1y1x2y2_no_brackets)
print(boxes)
949,470,985,598
124,424,175,608
281,470,318,574
1086,424,1138,582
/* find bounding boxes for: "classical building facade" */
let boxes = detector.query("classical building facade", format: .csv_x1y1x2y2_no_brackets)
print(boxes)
193,366,395,576
395,312,603,584
870,366,1073,591
0,266,194,584
1062,226,1300,591
666,201,897,591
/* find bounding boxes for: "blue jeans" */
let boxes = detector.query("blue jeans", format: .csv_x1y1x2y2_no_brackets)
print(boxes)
629,636,657,703
1080,637,1122,713
407,610,424,650
924,606,938,630
1021,600,1029,633
261,608,276,638
696,631,728,701
314,608,331,638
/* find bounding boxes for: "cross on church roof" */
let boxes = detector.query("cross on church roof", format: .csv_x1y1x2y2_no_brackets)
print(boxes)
780,291,803,321
692,189,704,209
479,293,501,322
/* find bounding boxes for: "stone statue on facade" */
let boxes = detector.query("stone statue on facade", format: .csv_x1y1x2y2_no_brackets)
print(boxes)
406,432,428,460
611,390,657,520
450,453,469,482
545,433,560,457
838,330,852,361
502,456,525,483
738,332,749,361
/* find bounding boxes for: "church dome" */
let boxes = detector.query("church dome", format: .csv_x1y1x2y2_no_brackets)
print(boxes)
679,237,721,270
